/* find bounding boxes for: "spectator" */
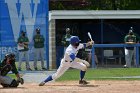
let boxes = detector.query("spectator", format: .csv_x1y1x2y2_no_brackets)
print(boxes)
124,29,136,68
61,28,72,52
87,52,99,66
84,39,98,66
17,31,32,71
33,28,46,70
131,27,140,66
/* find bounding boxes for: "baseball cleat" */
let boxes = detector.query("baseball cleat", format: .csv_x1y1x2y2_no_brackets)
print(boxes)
123,65,129,68
39,81,45,86
79,80,89,85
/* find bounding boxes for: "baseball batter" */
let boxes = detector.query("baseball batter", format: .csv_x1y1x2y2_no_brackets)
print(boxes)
39,36,94,86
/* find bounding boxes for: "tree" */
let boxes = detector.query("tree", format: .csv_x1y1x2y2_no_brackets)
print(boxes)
49,0,140,10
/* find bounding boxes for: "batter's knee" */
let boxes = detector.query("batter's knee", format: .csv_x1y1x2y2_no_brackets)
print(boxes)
52,73,59,80
81,65,87,71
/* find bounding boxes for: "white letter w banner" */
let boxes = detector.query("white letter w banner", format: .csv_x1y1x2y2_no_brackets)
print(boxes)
0,0,49,67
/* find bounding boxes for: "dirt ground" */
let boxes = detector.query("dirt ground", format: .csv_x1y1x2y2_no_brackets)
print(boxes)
1,80,140,93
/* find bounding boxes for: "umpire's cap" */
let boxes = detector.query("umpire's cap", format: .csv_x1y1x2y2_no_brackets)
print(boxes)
70,36,81,45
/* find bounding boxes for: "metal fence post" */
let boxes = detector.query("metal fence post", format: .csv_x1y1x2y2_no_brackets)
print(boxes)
92,46,95,68
136,44,139,67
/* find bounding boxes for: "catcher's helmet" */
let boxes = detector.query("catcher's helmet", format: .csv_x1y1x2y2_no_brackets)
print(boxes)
70,36,81,45
5,53,15,59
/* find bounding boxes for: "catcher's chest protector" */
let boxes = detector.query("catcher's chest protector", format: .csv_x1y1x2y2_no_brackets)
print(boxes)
0,64,12,76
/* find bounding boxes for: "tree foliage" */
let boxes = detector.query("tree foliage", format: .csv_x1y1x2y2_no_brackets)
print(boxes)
49,0,140,10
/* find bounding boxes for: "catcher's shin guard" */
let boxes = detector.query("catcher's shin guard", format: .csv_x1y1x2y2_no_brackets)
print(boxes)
17,78,24,85
1,79,19,88
9,79,19,87
1,83,10,88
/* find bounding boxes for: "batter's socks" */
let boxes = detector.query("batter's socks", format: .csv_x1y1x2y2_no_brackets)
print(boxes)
44,75,53,83
80,71,86,80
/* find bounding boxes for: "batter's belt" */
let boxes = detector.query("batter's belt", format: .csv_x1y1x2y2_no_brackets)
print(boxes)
65,60,72,63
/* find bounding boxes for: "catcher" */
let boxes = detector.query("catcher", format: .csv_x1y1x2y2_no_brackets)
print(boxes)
0,53,24,88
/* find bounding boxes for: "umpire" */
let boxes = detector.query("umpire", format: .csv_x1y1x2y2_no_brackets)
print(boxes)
61,28,72,55
61,28,72,47
33,28,46,70
0,53,24,87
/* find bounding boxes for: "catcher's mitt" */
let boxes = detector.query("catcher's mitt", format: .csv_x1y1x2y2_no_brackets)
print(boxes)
17,78,24,85
0,64,12,76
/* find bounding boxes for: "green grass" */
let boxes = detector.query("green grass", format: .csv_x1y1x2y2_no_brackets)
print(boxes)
7,74,16,79
57,68,140,81
8,68,140,81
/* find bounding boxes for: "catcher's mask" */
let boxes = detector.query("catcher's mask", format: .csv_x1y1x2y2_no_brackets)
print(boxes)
5,53,15,61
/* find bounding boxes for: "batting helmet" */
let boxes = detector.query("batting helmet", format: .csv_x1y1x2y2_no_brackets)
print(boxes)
70,36,81,45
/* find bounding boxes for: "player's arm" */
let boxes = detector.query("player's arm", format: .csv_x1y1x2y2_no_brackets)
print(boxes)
17,38,24,46
23,42,29,45
24,37,29,44
61,36,66,45
125,36,136,44
12,61,24,84
83,41,94,48
125,42,135,44
23,38,29,48
69,53,90,67
11,61,19,76
124,36,131,44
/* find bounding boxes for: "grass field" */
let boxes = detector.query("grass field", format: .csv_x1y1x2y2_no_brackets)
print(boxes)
8,68,140,81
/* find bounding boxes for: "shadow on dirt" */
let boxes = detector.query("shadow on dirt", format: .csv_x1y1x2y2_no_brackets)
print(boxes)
0,87,26,89
44,84,99,87
78,85,99,87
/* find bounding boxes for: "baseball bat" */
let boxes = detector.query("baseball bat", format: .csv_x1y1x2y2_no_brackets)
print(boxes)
88,32,93,41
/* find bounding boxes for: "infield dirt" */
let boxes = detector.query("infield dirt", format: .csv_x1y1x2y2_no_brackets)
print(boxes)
1,80,140,93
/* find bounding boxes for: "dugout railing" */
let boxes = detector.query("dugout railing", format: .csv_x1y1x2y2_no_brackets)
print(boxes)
92,44,140,68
